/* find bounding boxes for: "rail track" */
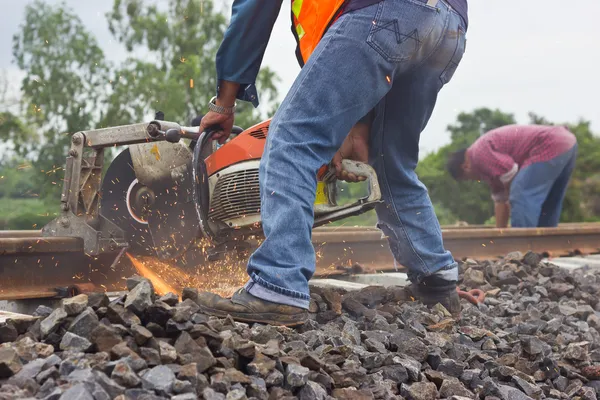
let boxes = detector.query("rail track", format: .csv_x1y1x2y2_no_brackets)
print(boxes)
1,223,599,303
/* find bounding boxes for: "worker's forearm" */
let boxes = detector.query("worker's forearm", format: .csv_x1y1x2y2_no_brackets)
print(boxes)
495,202,510,228
215,0,283,108
216,81,241,107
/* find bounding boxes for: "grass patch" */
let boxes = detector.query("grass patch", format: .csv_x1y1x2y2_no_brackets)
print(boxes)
0,197,58,230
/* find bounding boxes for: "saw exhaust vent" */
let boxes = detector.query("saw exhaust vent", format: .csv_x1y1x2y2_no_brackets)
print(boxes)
248,127,268,140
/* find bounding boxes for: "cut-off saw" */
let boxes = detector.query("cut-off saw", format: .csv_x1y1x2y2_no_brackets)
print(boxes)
29,114,382,273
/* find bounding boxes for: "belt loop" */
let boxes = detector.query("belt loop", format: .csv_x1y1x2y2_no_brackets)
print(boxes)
426,0,439,6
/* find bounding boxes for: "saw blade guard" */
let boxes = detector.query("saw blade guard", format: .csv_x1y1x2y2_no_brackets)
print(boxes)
314,160,382,226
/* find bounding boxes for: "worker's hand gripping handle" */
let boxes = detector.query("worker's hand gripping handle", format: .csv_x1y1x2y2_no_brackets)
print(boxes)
313,160,382,227
336,160,381,203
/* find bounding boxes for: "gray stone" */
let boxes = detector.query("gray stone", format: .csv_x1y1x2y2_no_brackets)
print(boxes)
0,323,18,344
125,280,154,315
111,360,141,388
126,275,153,291
400,382,438,400
107,303,141,327
286,363,310,387
174,331,216,372
265,369,284,387
172,379,194,394
172,394,197,400
438,358,466,378
250,324,284,344
0,347,22,378
91,323,122,353
393,356,421,382
564,341,589,361
60,332,92,352
87,292,110,309
68,308,99,339
159,292,179,306
439,378,474,398
159,340,178,364
512,376,542,399
93,370,126,399
497,384,535,400
392,336,428,362
140,347,161,366
142,365,177,395
40,308,67,337
58,383,94,400
33,305,53,318
342,321,361,345
62,294,88,316
203,387,226,400
8,357,45,385
131,324,153,345
36,366,59,384
225,388,248,400
521,336,545,355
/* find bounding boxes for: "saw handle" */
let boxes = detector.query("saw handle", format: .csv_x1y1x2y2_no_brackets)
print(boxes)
147,124,222,144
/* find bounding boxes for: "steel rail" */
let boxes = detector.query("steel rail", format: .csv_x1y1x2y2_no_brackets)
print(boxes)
311,224,600,272
1,224,600,299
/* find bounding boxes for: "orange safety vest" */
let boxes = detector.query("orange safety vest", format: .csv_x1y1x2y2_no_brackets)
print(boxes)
291,0,348,67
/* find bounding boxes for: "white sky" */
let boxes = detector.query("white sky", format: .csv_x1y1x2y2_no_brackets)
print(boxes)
1,0,599,156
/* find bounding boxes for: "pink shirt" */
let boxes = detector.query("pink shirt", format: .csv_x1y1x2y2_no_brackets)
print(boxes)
467,125,577,201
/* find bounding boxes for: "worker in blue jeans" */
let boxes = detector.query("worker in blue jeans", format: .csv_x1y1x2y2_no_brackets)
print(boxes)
197,0,469,325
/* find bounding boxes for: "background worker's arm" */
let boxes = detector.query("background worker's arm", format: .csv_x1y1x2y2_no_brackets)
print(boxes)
494,201,511,228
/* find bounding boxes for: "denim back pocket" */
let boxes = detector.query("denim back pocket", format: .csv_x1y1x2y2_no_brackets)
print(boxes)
440,25,466,85
366,0,438,64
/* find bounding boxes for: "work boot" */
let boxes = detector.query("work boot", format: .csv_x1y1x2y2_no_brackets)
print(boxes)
409,275,461,317
195,289,308,327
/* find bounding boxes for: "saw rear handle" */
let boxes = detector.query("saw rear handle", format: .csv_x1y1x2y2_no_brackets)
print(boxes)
314,160,382,227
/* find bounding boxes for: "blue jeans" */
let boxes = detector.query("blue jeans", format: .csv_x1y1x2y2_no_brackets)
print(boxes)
510,144,577,228
244,0,468,308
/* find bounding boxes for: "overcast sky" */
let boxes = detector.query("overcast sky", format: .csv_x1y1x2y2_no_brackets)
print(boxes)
1,0,599,155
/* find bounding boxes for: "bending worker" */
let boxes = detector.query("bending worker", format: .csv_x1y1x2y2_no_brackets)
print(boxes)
197,0,469,325
447,125,578,228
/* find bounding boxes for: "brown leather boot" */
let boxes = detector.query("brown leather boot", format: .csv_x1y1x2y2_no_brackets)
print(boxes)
409,275,461,317
195,289,308,327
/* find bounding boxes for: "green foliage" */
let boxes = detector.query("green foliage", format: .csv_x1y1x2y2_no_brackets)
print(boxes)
12,0,111,198
103,0,279,127
0,198,56,230
0,160,42,198
557,119,600,222
0,111,35,163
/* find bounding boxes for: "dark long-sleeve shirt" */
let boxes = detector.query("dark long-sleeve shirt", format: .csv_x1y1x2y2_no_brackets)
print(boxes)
215,0,468,107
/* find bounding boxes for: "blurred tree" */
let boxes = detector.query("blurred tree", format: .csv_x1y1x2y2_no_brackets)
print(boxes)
12,0,110,198
557,119,600,222
9,0,280,215
103,0,279,128
0,72,36,165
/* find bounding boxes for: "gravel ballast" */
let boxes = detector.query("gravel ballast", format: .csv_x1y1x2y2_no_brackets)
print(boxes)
0,251,600,399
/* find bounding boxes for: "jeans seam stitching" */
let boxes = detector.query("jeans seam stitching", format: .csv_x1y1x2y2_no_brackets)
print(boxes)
377,101,432,280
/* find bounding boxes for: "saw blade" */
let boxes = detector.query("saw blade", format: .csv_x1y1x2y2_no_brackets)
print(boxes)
100,148,154,256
